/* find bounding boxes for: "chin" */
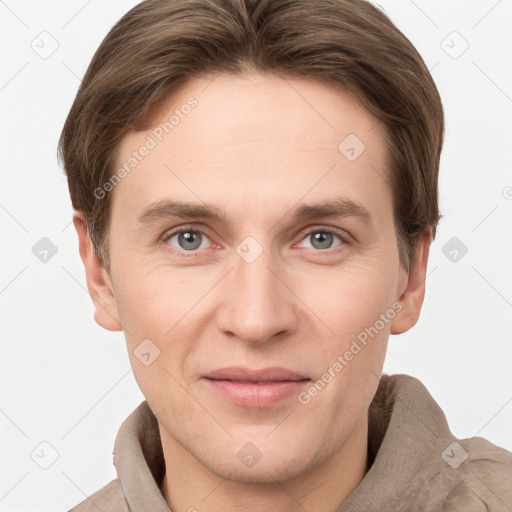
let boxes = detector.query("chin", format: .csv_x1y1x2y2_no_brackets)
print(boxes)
216,460,308,485
198,444,326,485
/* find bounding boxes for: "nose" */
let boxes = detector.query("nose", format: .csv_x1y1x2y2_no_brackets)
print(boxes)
215,237,299,346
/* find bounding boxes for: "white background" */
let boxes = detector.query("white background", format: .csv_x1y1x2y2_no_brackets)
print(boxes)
1,0,511,510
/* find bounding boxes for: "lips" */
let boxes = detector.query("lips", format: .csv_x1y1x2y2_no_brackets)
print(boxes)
202,366,311,408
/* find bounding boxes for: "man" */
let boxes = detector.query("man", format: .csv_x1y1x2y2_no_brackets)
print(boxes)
59,0,512,510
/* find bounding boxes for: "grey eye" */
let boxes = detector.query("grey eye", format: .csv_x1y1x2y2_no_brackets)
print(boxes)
302,231,343,250
168,230,208,251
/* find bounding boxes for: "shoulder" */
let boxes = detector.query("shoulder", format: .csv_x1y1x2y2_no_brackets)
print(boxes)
408,436,512,511
67,478,129,512
451,436,512,503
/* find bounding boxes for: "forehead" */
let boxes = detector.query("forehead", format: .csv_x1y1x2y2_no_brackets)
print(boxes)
111,72,392,225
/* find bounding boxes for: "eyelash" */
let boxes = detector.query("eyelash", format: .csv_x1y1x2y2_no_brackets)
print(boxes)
160,225,351,258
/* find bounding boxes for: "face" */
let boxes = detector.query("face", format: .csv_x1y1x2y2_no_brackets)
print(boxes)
79,72,427,484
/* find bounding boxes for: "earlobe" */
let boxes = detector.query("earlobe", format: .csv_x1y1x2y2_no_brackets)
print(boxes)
390,229,432,335
73,213,123,332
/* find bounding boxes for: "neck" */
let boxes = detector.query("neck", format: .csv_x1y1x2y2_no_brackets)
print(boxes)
160,414,369,512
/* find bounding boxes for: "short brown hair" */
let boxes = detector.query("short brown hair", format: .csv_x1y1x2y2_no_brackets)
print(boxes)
58,0,444,274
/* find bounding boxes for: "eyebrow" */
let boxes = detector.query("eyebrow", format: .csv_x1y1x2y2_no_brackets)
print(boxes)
135,197,373,229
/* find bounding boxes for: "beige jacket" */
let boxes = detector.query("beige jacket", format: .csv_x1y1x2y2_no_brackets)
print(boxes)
69,373,512,511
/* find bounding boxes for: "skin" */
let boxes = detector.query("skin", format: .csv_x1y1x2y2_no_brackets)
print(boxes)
74,72,431,512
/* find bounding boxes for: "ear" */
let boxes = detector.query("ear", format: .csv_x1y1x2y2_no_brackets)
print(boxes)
390,229,432,335
73,213,123,332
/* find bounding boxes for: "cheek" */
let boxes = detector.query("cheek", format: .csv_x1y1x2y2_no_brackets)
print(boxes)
297,263,396,399
301,301,390,428
298,261,398,338
115,274,195,411
113,269,206,394
115,268,199,342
